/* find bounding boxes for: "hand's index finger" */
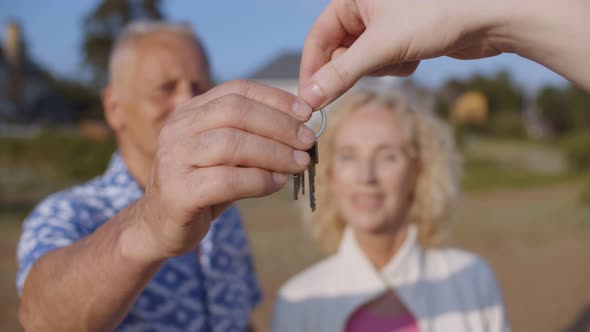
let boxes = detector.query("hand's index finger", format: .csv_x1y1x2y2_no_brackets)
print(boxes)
299,2,347,89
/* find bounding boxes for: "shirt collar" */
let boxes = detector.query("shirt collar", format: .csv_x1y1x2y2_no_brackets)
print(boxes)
315,224,423,327
335,224,423,290
100,152,143,205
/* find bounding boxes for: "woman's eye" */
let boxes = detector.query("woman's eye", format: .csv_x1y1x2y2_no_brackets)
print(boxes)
337,154,355,162
383,154,398,161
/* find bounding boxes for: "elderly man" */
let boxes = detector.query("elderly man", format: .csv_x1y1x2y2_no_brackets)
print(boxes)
16,22,315,331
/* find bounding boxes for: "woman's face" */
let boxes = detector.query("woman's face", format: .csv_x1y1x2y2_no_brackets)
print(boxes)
329,105,419,234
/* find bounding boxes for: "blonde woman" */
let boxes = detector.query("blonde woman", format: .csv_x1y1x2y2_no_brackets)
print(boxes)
272,92,509,332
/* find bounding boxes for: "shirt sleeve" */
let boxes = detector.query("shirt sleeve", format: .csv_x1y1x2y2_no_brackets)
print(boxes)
475,259,511,332
16,193,84,294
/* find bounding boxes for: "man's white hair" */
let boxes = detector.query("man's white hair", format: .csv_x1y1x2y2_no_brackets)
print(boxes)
114,21,195,47
109,21,206,77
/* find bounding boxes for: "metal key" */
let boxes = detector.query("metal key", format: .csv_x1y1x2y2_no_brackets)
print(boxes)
293,170,302,199
307,141,318,211
292,142,318,211
293,171,305,199
293,108,326,212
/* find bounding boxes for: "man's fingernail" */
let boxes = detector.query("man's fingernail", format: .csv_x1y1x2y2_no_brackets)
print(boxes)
272,172,287,187
298,125,316,145
292,100,312,119
300,81,326,108
293,150,311,167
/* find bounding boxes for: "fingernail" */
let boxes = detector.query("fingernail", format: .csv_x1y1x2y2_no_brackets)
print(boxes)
298,125,316,145
300,81,326,109
272,172,287,187
292,99,312,119
293,150,311,167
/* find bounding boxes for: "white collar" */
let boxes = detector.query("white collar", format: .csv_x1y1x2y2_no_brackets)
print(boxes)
321,225,423,326
335,224,423,289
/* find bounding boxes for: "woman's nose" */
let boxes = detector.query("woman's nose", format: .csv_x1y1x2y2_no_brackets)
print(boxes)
358,159,377,184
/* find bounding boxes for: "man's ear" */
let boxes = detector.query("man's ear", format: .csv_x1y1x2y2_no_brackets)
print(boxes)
102,86,125,132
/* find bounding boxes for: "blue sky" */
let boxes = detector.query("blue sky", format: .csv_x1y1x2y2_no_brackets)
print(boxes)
0,0,567,94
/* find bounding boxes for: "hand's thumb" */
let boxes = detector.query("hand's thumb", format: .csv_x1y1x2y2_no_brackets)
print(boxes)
299,31,381,109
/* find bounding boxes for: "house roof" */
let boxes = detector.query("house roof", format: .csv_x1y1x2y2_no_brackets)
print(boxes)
249,51,302,80
0,45,50,79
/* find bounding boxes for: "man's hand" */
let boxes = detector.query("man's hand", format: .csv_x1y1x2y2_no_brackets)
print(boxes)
124,80,316,262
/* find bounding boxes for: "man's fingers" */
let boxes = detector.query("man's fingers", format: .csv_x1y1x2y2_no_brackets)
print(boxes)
184,128,311,174
182,93,316,151
183,80,313,122
187,167,287,208
210,202,234,221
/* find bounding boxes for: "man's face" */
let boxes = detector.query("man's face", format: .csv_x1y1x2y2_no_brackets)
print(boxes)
107,32,211,163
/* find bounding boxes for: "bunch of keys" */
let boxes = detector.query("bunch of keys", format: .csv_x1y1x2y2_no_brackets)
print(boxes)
294,108,327,212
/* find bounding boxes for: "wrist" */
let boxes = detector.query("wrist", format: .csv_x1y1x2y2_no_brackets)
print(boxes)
117,198,168,266
489,0,590,90
486,0,582,56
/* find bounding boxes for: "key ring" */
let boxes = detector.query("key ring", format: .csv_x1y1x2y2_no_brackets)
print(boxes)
315,108,327,139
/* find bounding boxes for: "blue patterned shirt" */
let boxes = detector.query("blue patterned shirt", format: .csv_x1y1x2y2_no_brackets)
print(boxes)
17,153,261,331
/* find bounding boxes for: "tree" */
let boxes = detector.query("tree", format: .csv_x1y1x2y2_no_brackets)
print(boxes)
439,71,525,116
565,85,590,132
47,78,102,121
536,86,569,135
82,0,164,87
466,71,524,115
536,84,590,136
437,71,526,137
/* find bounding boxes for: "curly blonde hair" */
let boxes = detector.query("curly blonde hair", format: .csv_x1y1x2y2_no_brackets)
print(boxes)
311,91,462,253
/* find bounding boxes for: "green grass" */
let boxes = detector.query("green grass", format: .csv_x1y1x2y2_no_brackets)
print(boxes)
580,176,590,206
459,135,582,193
462,157,576,192
0,132,116,183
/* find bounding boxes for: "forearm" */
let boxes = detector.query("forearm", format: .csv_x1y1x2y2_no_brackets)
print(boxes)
490,0,590,91
19,200,165,331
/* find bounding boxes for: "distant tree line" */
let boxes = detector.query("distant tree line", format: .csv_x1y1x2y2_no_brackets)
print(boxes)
36,0,164,122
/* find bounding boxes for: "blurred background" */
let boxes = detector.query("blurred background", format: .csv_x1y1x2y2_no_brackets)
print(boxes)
0,1,589,331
